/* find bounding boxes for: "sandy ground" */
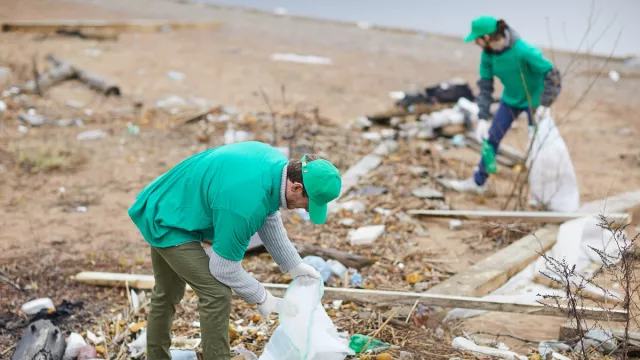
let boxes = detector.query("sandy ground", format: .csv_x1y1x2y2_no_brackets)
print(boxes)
1,0,640,355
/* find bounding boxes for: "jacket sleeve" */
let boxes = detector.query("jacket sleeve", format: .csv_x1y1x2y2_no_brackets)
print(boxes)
477,52,494,120
258,211,302,272
204,245,266,304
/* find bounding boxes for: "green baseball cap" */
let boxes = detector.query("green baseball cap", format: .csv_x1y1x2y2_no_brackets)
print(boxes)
464,15,498,43
301,155,341,225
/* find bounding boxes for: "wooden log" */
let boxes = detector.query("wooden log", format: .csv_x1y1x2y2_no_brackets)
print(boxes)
427,225,558,297
11,320,65,360
2,19,222,34
47,54,120,96
71,271,626,321
55,28,119,41
464,132,525,164
21,62,76,94
292,242,375,269
407,209,631,224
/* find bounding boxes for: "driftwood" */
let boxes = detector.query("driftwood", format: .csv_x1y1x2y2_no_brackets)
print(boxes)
2,19,222,34
11,320,65,360
292,242,375,269
21,61,76,94
407,209,631,224
55,28,119,41
47,54,120,96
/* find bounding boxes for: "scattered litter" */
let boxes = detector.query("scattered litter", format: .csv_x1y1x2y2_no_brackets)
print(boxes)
127,122,141,135
405,273,422,284
354,185,387,196
452,337,526,360
585,329,617,352
451,133,466,147
408,166,429,176
362,132,382,142
380,129,396,139
349,272,363,287
537,341,571,358
57,118,84,127
224,125,253,145
412,186,444,200
608,70,620,82
17,125,29,133
75,206,88,213
336,200,367,214
129,321,147,333
76,345,97,360
21,297,55,315
128,328,147,358
0,100,6,112
86,330,105,345
449,219,463,230
349,225,385,245
167,71,186,81
348,334,390,353
340,218,356,227
374,207,392,216
171,338,202,350
19,113,45,126
373,140,398,156
389,91,405,100
77,129,107,141
170,349,197,360
130,289,140,313
326,259,347,277
156,95,187,108
303,256,333,283
270,53,332,65
191,321,200,328
63,332,88,360
354,116,372,130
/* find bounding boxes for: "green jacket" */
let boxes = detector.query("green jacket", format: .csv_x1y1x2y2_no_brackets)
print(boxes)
479,33,553,110
128,141,286,261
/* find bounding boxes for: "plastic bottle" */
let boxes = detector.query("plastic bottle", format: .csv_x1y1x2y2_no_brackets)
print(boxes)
21,298,55,315
302,256,332,283
481,139,497,174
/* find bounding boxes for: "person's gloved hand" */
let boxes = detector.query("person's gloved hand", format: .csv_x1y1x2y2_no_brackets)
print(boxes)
257,290,299,318
475,119,490,142
289,262,321,280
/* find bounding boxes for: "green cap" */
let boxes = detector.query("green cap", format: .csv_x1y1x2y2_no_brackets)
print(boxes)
301,155,341,225
464,15,498,43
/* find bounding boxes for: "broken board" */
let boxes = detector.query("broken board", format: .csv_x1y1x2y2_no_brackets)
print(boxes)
2,20,222,34
407,209,631,224
72,271,625,321
427,225,558,297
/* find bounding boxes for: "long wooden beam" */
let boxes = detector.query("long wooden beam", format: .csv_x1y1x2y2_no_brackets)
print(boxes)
2,20,222,34
72,271,624,321
407,209,631,224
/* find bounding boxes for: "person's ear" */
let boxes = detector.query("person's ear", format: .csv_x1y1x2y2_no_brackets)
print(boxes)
291,182,304,194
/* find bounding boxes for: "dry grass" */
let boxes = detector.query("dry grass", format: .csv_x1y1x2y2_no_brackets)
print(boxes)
15,141,87,174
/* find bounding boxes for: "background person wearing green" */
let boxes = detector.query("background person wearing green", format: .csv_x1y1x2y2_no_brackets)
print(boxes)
128,141,342,359
448,15,562,194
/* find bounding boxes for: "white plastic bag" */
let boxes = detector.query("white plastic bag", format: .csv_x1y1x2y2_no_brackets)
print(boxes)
260,278,354,360
527,113,579,212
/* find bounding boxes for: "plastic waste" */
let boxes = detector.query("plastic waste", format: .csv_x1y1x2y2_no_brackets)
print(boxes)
21,298,55,315
326,260,347,277
170,349,197,360
77,345,97,360
63,332,88,360
348,334,390,353
302,256,332,283
77,129,107,141
452,337,526,360
349,273,362,287
127,328,147,358
259,278,354,360
481,139,497,174
527,113,579,212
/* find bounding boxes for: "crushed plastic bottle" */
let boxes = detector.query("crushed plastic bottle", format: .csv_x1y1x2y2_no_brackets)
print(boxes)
21,298,55,315
349,272,362,287
302,256,332,283
348,334,390,353
481,139,497,174
326,260,347,277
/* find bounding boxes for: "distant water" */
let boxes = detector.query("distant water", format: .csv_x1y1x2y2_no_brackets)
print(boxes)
201,0,639,58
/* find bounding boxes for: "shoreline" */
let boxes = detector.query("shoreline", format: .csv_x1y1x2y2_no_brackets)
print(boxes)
177,0,635,62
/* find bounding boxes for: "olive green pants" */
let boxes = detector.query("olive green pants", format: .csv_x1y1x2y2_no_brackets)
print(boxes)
147,241,232,360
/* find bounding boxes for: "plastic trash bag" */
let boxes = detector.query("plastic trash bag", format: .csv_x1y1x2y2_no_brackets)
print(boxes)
527,112,579,212
259,278,354,360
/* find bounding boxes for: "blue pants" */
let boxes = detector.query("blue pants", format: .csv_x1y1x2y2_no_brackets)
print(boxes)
474,102,532,186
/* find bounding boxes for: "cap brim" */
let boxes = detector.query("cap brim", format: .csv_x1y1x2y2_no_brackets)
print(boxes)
463,32,478,43
308,198,328,225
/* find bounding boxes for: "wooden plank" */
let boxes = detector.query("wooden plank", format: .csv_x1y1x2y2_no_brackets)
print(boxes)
559,321,639,342
47,54,120,96
2,20,222,34
72,271,625,321
426,225,559,297
407,209,631,224
578,190,640,214
337,140,397,197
